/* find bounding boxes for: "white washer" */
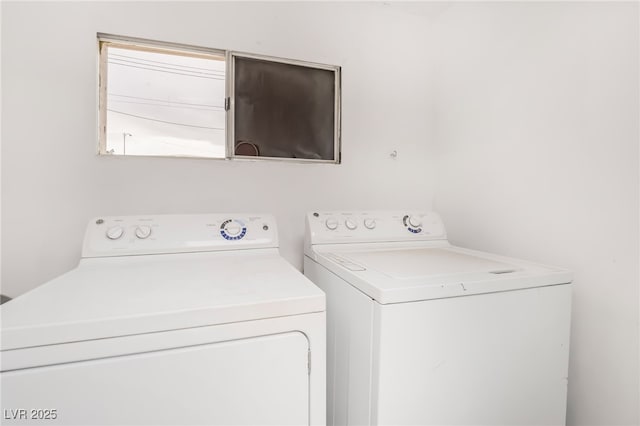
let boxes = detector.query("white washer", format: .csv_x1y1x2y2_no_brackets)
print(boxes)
304,211,572,426
1,214,325,426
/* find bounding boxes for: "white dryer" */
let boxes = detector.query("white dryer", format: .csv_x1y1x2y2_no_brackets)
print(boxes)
1,214,325,425
304,211,572,426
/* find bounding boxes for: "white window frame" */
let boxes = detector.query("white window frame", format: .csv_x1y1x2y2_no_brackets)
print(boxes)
98,34,342,164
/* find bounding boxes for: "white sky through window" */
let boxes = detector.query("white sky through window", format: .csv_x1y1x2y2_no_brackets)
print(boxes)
105,46,226,158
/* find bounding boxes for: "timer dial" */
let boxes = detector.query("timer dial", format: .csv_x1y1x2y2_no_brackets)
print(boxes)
408,215,422,228
364,218,376,229
403,214,423,234
220,219,247,240
224,222,242,236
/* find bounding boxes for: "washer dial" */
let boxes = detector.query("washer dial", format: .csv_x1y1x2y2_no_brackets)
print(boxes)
403,214,423,234
408,215,422,228
345,218,358,230
325,217,339,230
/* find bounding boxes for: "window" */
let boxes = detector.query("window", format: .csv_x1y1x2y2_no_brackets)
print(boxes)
98,34,341,163
98,36,226,158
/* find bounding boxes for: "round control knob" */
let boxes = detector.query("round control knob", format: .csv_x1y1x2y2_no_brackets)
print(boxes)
345,218,358,230
135,225,152,239
106,225,124,240
408,215,422,228
364,218,376,229
224,222,242,236
325,218,338,230
220,219,247,241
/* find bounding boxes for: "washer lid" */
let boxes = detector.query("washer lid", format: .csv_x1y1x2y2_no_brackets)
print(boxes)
339,248,520,278
316,245,571,304
1,250,325,351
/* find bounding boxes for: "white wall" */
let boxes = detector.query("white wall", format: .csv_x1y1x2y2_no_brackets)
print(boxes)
1,1,436,297
430,3,639,425
3,2,639,425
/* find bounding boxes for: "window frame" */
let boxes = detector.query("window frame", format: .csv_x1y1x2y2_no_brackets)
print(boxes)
97,34,342,163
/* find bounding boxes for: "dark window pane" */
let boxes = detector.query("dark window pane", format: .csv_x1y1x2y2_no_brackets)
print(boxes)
234,56,337,161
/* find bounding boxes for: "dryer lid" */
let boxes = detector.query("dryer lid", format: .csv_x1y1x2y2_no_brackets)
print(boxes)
315,245,572,304
1,250,325,351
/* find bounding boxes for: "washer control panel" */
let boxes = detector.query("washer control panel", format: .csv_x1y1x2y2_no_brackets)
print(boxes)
83,214,278,258
306,211,446,245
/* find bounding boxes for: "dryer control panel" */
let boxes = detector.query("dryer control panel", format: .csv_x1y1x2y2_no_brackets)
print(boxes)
82,214,278,258
305,211,447,245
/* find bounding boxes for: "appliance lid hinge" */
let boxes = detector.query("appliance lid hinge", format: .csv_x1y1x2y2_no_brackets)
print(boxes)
224,97,230,111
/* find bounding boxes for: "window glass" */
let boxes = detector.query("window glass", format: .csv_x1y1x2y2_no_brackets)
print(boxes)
101,43,225,158
233,55,339,162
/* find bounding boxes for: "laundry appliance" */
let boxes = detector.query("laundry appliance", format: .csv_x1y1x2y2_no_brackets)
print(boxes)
304,211,572,426
2,214,325,425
